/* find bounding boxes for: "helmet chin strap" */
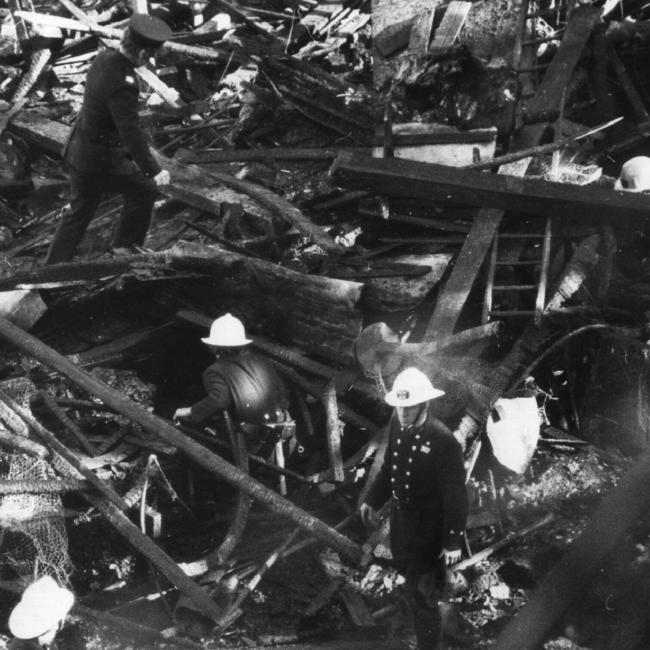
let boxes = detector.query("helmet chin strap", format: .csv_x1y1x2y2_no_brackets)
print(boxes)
402,402,428,429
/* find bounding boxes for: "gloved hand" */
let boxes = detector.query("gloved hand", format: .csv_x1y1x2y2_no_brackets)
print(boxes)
173,406,192,421
154,169,171,186
439,547,462,567
358,503,379,530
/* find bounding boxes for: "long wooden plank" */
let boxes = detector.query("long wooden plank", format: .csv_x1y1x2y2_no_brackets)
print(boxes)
408,6,436,55
330,152,650,224
422,4,603,338
430,0,471,50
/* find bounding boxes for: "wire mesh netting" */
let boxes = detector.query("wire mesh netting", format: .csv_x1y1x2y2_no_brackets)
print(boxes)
0,377,71,585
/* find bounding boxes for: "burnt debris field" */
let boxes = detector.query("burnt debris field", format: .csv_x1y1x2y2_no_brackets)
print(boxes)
1,0,650,648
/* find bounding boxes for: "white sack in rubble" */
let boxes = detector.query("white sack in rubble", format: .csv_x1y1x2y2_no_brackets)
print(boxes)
486,396,540,474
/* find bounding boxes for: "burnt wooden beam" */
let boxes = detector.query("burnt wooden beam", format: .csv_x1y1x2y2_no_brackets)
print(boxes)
370,130,497,147
429,1,472,51
155,151,342,253
179,146,370,165
330,152,650,224
9,110,68,157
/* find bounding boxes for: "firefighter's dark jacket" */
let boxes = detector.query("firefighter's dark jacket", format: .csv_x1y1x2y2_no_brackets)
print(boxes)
190,349,289,425
365,410,469,567
65,49,160,177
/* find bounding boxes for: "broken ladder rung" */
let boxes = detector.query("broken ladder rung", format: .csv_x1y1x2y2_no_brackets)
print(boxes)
489,310,538,316
492,284,537,291
495,259,542,266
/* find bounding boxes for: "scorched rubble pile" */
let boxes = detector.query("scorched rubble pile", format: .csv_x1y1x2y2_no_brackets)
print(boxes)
0,0,649,648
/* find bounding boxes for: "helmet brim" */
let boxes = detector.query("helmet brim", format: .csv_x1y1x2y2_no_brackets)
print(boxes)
385,386,445,407
201,337,252,346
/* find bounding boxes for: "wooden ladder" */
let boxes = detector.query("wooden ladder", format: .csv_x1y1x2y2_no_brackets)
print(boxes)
512,0,572,112
482,217,552,327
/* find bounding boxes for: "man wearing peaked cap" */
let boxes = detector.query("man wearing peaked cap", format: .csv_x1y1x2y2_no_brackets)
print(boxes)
44,14,172,264
359,367,468,650
128,13,173,48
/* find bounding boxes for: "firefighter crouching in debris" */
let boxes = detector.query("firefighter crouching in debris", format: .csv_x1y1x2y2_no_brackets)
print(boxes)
358,367,469,650
44,14,172,265
173,314,293,449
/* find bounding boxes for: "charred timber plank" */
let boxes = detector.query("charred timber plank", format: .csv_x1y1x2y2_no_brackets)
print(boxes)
430,210,504,340
0,256,165,291
494,452,650,650
9,110,67,157
155,151,342,253
0,316,363,565
374,16,413,56
330,152,650,224
429,1,472,51
408,6,436,55
180,146,370,164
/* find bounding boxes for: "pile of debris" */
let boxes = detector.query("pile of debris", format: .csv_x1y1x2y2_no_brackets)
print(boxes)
0,0,649,648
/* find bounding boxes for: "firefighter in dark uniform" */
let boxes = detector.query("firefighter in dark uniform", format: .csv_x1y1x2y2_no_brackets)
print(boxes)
44,14,172,264
359,367,469,650
173,314,291,440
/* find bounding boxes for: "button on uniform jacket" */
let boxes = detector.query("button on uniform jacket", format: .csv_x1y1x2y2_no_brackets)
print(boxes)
65,48,160,177
365,411,469,569
190,349,290,425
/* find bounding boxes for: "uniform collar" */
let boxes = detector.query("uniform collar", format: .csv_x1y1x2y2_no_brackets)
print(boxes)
399,408,429,432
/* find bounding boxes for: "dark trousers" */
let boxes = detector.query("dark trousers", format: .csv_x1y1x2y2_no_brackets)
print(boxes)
45,159,157,264
405,563,444,650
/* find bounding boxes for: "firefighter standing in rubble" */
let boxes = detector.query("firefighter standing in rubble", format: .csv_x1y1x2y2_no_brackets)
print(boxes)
359,367,469,650
173,314,292,445
44,14,172,264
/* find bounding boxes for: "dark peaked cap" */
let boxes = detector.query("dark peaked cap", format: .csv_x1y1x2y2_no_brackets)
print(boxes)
128,14,172,48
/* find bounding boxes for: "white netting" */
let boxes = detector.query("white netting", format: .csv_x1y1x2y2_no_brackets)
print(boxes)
0,377,71,585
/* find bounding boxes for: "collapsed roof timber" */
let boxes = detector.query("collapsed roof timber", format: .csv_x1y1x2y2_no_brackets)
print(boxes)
0,0,649,648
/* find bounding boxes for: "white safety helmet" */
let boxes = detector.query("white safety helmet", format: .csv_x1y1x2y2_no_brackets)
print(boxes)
385,367,445,407
614,156,650,192
201,313,252,347
9,576,74,640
